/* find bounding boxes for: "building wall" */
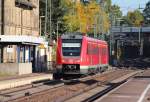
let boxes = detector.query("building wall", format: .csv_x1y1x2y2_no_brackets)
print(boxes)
0,0,2,63
0,0,2,35
1,0,40,63
4,0,39,36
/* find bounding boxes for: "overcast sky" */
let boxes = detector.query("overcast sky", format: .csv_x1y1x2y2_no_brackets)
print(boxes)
112,0,149,15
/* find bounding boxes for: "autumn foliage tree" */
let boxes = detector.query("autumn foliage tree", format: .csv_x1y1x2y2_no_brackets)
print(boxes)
62,0,110,35
125,10,144,26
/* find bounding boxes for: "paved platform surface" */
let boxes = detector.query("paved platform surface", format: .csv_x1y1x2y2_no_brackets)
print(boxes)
64,70,141,102
0,73,52,90
95,77,150,102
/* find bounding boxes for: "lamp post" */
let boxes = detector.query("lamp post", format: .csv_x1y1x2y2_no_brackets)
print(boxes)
138,4,144,56
49,0,52,42
45,0,48,36
90,7,97,38
139,25,143,56
116,18,124,58
57,21,61,41
40,16,45,36
139,26,141,43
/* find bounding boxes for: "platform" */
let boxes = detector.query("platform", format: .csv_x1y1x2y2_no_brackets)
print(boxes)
95,77,150,102
0,73,52,90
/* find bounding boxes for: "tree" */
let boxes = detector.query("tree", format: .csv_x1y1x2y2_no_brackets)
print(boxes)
40,0,67,40
97,0,111,13
105,0,112,13
143,1,150,25
40,0,111,39
125,10,144,26
110,5,122,26
51,0,67,39
63,0,110,34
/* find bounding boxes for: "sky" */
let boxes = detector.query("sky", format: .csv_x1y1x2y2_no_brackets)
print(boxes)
112,0,150,15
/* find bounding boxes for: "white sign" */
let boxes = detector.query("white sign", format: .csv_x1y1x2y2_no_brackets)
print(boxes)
62,43,81,47
7,48,13,53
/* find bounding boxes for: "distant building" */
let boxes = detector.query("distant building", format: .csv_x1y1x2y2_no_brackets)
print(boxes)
0,0,48,75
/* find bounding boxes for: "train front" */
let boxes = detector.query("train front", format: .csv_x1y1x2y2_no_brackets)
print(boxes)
55,34,83,79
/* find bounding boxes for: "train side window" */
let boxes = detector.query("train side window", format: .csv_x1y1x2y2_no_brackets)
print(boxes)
87,43,99,55
95,46,99,54
102,49,103,55
102,48,107,55
92,44,98,55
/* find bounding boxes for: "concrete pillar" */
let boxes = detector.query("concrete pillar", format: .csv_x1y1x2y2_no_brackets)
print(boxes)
140,39,144,56
34,46,38,72
31,46,36,72
23,46,26,63
29,46,31,62
17,46,20,63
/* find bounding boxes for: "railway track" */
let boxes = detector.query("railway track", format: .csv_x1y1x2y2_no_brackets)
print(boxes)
65,69,141,102
0,69,141,102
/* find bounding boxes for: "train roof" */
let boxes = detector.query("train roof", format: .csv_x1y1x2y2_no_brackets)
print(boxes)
84,36,107,44
61,33,83,39
61,33,107,44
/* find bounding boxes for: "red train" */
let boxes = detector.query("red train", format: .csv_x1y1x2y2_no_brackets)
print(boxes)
53,33,109,79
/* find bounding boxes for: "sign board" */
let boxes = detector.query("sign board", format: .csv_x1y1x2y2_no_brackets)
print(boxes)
62,43,81,47
7,48,13,53
112,50,115,55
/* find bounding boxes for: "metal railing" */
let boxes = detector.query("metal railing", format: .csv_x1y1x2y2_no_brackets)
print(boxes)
111,26,150,33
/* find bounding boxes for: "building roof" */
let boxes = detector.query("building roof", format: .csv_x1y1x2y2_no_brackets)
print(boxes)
0,35,47,45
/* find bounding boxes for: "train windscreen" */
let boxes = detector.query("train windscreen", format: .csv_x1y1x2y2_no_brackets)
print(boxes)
62,39,82,56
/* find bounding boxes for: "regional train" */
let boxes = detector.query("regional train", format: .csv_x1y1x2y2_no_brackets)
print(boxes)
53,32,109,79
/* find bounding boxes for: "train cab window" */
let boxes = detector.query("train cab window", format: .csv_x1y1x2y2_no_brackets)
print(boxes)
62,39,82,56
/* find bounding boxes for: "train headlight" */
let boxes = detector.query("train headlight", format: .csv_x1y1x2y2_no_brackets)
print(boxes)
62,60,65,63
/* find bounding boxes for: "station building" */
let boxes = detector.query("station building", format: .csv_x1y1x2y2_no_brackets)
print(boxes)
0,0,49,75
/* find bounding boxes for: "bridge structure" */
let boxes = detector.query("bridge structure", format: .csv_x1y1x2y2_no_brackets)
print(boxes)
109,26,150,66
110,26,150,42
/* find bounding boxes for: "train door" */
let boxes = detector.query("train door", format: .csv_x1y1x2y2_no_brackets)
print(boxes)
101,47,105,65
88,42,92,65
99,45,102,65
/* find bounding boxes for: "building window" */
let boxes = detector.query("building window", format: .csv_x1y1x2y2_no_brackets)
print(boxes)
15,0,36,10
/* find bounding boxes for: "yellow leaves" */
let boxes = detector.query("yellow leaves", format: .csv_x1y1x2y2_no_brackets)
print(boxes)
76,1,102,33
62,0,72,7
126,10,144,27
102,12,110,33
64,15,80,32
63,0,110,34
